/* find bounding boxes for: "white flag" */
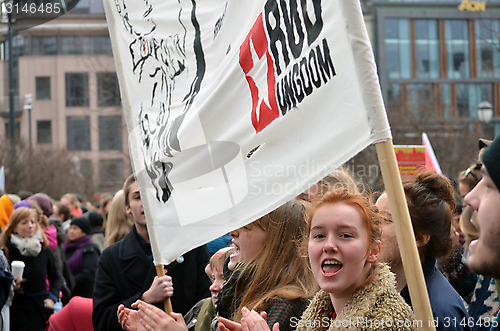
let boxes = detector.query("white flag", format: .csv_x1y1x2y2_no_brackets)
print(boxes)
104,0,392,265
0,166,4,192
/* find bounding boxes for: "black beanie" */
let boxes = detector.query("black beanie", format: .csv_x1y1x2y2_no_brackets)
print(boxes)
482,136,500,191
71,217,92,235
85,211,103,228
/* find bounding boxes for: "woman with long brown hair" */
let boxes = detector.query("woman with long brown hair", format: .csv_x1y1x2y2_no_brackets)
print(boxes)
119,200,317,331
222,200,317,328
0,207,61,331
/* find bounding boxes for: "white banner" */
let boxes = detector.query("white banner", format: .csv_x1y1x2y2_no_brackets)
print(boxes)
104,0,392,264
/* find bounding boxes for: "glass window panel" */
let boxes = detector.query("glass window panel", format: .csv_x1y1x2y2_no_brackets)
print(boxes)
71,0,105,14
446,20,470,79
94,36,113,55
12,35,28,58
37,120,52,144
385,18,411,79
373,0,500,2
79,159,93,181
99,159,124,188
36,76,51,100
456,83,493,118
61,36,94,55
415,20,440,79
476,20,500,78
97,73,121,107
441,84,451,120
66,73,89,107
99,116,122,151
66,116,90,150
407,83,434,119
387,83,401,106
32,36,57,55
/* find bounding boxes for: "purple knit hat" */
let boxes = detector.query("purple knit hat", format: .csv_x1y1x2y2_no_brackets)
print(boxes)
29,193,54,217
13,200,32,210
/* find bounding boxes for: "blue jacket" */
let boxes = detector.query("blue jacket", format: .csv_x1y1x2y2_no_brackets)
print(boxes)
401,259,470,331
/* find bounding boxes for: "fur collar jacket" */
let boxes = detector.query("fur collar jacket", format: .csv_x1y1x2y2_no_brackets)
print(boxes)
296,263,416,331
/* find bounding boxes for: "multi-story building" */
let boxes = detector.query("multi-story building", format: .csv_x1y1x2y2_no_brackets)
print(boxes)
368,0,500,132
0,0,131,194
363,0,500,175
2,0,498,194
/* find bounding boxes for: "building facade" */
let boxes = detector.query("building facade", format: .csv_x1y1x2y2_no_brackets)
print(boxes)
0,0,131,194
369,0,500,133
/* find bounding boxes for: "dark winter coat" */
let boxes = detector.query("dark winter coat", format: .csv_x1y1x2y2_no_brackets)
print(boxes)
401,259,470,331
92,225,211,331
64,240,99,298
6,240,61,331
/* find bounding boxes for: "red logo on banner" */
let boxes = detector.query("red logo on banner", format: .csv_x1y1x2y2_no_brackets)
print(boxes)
239,13,279,133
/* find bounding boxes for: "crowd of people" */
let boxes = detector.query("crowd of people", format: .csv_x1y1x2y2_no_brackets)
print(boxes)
0,136,497,331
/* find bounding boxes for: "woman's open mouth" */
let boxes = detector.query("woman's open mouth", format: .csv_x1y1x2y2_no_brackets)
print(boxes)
321,259,342,277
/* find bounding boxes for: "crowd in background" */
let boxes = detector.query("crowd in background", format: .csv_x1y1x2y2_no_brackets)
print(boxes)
0,137,497,331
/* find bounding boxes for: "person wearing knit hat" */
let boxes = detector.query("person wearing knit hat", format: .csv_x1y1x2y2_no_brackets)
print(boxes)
83,211,105,253
70,217,92,235
13,200,32,210
464,135,500,280
28,193,53,218
64,217,99,298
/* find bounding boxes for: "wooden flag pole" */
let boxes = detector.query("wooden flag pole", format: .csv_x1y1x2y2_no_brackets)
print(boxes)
155,265,173,314
376,139,435,331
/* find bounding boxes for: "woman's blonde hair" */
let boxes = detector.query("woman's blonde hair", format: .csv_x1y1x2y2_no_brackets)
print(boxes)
232,200,317,321
298,167,362,201
61,193,81,210
459,205,479,245
105,190,133,247
458,163,483,191
0,207,48,250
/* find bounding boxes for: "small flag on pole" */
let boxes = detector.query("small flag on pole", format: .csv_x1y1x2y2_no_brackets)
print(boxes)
422,132,442,174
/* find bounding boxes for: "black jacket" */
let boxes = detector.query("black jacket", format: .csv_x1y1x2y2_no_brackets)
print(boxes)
92,225,211,331
64,242,99,298
6,240,62,331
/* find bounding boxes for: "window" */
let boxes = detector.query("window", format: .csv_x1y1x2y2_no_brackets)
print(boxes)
36,77,51,100
79,159,93,179
415,20,440,79
71,0,105,14
99,116,122,150
456,83,493,118
60,36,112,55
441,84,451,120
66,73,89,107
384,18,411,79
37,120,52,144
387,83,402,108
99,159,124,188
61,36,94,55
476,20,500,79
446,20,470,79
32,36,57,55
407,83,435,119
67,116,90,150
97,73,121,107
94,37,113,55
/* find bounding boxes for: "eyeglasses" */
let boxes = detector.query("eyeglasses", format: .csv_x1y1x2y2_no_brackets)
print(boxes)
464,162,482,183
